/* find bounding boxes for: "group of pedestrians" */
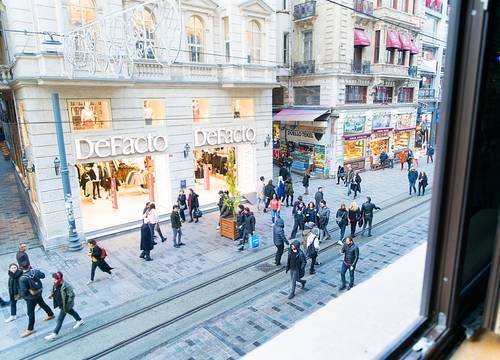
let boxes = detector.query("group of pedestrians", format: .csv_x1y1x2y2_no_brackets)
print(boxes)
336,165,363,199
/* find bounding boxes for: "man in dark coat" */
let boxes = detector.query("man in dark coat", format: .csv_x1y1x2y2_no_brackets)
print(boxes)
238,207,256,251
339,236,359,290
16,243,30,268
360,196,381,237
279,166,289,181
317,200,331,241
263,180,275,212
140,220,154,261
285,240,307,299
314,187,324,210
273,217,289,265
408,167,419,195
188,188,200,223
171,205,184,248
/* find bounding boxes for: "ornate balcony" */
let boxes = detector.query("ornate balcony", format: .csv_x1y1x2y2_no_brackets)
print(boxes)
372,63,410,78
293,61,315,75
293,1,316,21
373,0,422,30
418,88,436,99
408,65,418,77
352,60,371,74
0,64,12,86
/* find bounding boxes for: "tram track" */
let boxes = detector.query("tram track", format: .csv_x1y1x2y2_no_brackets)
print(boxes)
14,191,431,360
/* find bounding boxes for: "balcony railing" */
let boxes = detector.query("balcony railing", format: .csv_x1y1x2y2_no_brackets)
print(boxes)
293,60,315,75
372,63,410,77
0,65,12,85
354,0,374,15
408,65,418,77
293,1,316,21
418,88,436,99
352,60,371,74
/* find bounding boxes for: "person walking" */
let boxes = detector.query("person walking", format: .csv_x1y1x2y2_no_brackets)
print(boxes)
269,193,281,224
314,187,324,210
273,218,289,265
171,205,184,248
216,190,225,230
16,242,30,268
399,151,407,171
284,177,294,207
426,145,435,163
177,189,187,222
236,205,246,242
302,170,310,195
418,171,429,196
44,272,84,341
408,167,419,195
187,188,200,223
238,207,256,251
285,155,293,176
279,164,289,181
285,240,307,299
348,201,361,238
87,239,114,284
406,149,414,170
264,179,275,213
304,202,317,225
255,176,266,212
289,197,306,239
0,296,8,308
353,172,362,198
336,204,349,245
345,165,354,187
19,263,55,337
339,236,359,290
140,212,154,261
317,200,331,242
379,150,388,170
5,263,22,323
276,176,286,202
360,197,381,237
146,203,166,243
337,165,345,185
413,150,420,167
305,223,321,274
388,146,395,168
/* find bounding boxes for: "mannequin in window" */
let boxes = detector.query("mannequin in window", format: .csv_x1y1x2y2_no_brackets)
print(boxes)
233,99,241,119
81,102,95,129
144,100,153,126
88,163,102,200
192,99,200,122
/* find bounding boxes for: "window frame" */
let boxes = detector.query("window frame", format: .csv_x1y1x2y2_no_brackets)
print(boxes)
303,30,313,63
67,99,113,132
187,15,205,63
247,20,262,64
293,86,321,105
66,0,97,29
283,32,289,65
374,30,381,64
345,85,368,104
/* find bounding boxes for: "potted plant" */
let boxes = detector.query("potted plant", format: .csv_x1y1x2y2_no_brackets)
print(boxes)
220,149,241,240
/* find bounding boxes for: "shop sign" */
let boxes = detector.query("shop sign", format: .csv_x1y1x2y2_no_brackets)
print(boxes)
344,116,366,135
343,132,371,140
286,129,324,142
372,114,391,130
194,126,256,147
75,134,168,160
395,113,413,130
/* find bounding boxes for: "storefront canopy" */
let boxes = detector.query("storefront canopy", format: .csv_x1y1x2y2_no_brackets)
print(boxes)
273,108,330,122
354,29,371,47
399,33,412,51
410,40,420,54
386,31,401,49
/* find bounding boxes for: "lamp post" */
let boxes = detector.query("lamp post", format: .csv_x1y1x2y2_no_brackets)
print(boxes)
51,93,82,251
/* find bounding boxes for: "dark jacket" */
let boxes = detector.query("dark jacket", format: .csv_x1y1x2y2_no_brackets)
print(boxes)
317,207,330,228
337,166,345,177
380,151,388,162
294,204,306,222
342,242,360,267
302,174,310,187
286,240,307,278
418,174,428,187
170,211,182,229
285,179,294,196
8,269,22,301
244,212,256,233
408,169,418,183
16,251,30,268
140,223,153,251
177,194,187,208
51,282,76,313
305,207,317,224
273,218,289,246
19,269,45,300
348,208,361,223
279,167,289,180
236,211,246,229
426,146,434,156
264,183,275,198
188,192,199,209
314,191,323,207
361,202,381,219
217,195,224,211
336,208,349,227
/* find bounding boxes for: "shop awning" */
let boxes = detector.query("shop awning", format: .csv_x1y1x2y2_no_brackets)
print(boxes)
395,126,416,132
273,108,330,122
386,31,401,49
354,29,371,47
410,40,419,54
399,33,412,51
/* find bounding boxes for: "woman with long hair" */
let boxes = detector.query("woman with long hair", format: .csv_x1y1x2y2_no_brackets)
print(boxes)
348,201,361,238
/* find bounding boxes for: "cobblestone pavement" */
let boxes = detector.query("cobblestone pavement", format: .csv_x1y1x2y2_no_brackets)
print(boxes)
0,159,39,254
0,160,434,350
138,212,430,360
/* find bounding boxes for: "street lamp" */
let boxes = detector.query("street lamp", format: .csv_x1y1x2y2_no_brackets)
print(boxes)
183,143,191,158
54,157,60,176
22,157,35,173
264,134,271,147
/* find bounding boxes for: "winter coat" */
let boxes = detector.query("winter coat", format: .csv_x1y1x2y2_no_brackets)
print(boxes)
8,269,22,301
314,191,324,208
306,227,321,257
408,169,418,183
188,192,199,209
170,211,182,229
348,208,361,223
16,251,30,268
286,240,307,278
317,207,330,228
337,166,345,177
304,207,317,224
89,244,103,263
51,282,76,313
236,211,246,229
264,184,275,198
346,170,355,183
276,180,285,198
293,203,306,222
177,194,187,209
399,152,407,163
361,202,381,219
279,167,289,180
140,223,153,251
302,174,310,187
19,269,45,300
419,174,428,187
270,199,281,211
336,208,349,227
273,218,288,247
342,242,360,268
426,146,435,156
256,180,265,200
244,212,256,233
285,180,294,196
217,196,224,211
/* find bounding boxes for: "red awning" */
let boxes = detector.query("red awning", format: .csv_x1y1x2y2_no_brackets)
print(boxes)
410,40,419,54
435,0,442,8
272,108,330,122
399,33,411,51
386,31,401,49
354,29,371,47
425,0,431,6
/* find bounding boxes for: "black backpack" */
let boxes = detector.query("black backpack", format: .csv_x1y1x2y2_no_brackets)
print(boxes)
24,270,43,296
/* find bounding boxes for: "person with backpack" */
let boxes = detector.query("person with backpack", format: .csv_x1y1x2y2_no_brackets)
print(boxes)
348,201,361,238
305,223,321,274
289,197,306,239
273,217,289,266
302,170,310,195
426,145,435,163
5,263,22,323
336,203,349,245
44,272,84,341
339,236,359,290
285,240,307,299
18,262,54,337
284,177,294,207
87,239,114,283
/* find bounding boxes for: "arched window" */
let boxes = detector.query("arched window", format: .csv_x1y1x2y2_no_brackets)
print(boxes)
247,20,262,64
187,16,204,62
133,7,156,59
67,0,96,28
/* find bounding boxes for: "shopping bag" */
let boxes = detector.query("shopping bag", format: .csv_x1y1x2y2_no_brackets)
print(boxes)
249,234,260,249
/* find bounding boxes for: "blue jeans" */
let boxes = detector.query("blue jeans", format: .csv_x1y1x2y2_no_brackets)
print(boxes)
347,185,352,196
172,228,182,246
339,224,346,241
340,262,355,288
256,197,264,210
409,181,417,194
271,210,280,223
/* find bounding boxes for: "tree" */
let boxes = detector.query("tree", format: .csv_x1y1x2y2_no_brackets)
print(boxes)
223,149,240,218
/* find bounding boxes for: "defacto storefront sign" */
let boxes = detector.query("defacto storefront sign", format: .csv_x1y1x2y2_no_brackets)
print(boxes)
194,126,256,147
75,134,168,160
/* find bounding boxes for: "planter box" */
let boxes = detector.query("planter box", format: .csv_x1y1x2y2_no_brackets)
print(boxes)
220,217,238,240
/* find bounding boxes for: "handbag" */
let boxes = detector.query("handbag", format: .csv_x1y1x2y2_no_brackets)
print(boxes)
249,234,260,249
358,218,364,227
193,208,203,218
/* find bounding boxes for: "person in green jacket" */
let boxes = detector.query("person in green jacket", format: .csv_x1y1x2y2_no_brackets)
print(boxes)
45,272,84,341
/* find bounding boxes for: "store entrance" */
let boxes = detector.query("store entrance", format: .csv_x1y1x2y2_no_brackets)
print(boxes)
369,138,389,169
77,156,168,232
194,147,234,205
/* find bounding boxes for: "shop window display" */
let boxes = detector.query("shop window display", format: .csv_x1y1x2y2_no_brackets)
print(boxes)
344,140,365,161
369,137,389,168
232,98,254,120
288,142,326,176
143,99,165,127
69,100,111,131
394,131,411,149
192,98,209,123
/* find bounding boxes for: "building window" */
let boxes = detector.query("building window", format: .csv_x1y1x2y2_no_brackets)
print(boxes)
143,99,165,127
283,0,288,10
397,50,406,65
344,140,366,161
392,0,398,9
353,47,363,72
283,32,289,65
192,98,209,123
398,87,414,103
133,7,156,60
247,20,262,64
386,49,395,64
223,17,230,63
420,75,434,88
67,0,96,28
374,30,380,64
401,0,409,12
423,46,436,60
187,16,204,62
294,86,320,105
303,30,313,62
346,85,368,104
232,98,255,120
374,87,393,103
68,99,111,131
273,87,285,107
